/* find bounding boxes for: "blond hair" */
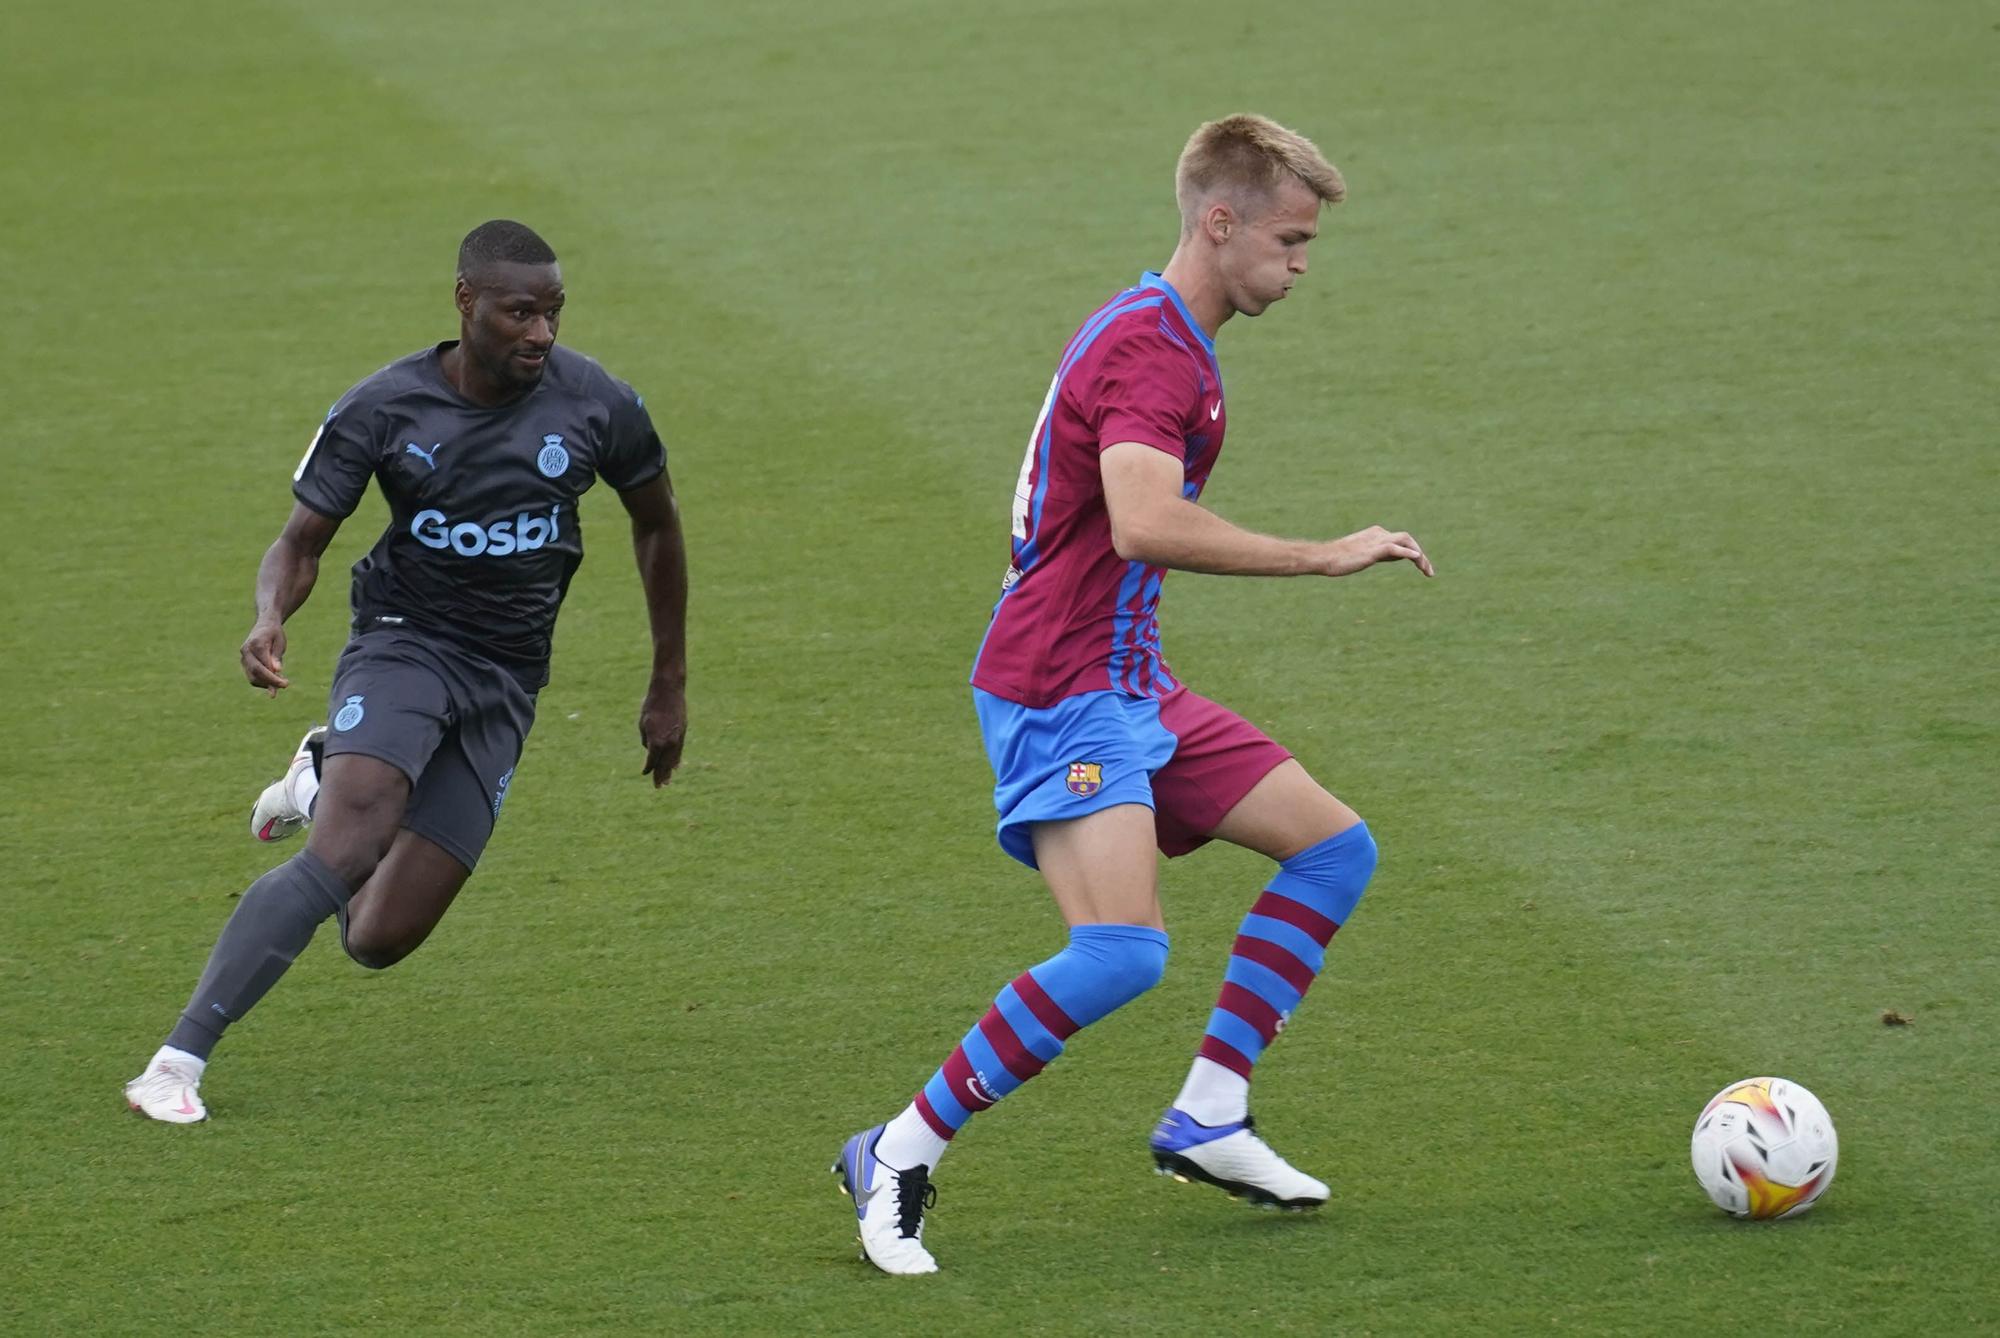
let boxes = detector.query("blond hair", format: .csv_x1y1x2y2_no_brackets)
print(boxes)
1175,114,1345,232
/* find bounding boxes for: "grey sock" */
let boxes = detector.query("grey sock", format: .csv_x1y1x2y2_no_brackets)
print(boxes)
163,848,351,1060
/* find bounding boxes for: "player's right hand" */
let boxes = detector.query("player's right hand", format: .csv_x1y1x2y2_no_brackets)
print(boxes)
1318,526,1435,579
241,619,290,695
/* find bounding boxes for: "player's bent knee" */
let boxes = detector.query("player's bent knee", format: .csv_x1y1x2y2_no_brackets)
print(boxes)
1111,936,1170,1000
340,929,416,971
310,841,391,893
343,942,404,971
305,804,406,888
1273,821,1378,923
1068,923,1171,1008
338,903,428,971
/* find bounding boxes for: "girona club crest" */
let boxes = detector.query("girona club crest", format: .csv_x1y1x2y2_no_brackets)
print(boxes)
1066,762,1103,798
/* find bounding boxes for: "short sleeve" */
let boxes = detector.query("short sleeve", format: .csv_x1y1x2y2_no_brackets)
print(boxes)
1079,332,1200,460
291,406,378,519
598,380,666,491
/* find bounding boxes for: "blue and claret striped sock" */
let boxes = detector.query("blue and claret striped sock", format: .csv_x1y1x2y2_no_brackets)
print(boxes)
1174,822,1378,1125
873,924,1168,1169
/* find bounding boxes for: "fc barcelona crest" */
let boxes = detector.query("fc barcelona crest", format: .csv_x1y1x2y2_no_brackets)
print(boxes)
1066,761,1103,798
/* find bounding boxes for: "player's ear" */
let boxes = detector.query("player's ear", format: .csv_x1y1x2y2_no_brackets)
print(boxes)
453,276,475,319
1203,201,1234,246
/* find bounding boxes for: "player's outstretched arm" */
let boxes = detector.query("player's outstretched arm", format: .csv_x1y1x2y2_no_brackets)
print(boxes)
1101,442,1433,579
241,503,342,695
619,472,689,788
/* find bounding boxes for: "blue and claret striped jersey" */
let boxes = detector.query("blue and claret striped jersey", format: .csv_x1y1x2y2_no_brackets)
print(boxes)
291,343,665,689
972,272,1226,708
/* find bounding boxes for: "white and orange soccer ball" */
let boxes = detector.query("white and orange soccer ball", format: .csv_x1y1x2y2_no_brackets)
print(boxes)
1690,1077,1838,1219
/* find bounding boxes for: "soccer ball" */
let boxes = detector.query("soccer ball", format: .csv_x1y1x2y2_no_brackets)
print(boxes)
1690,1076,1838,1219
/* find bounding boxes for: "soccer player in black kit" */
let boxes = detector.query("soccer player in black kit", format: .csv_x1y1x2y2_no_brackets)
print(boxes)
123,221,689,1123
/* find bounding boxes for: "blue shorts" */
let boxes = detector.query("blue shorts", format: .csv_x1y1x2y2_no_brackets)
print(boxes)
974,689,1176,868
974,686,1295,869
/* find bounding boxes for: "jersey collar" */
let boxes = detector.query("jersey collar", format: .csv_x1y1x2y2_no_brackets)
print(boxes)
1138,271,1216,356
427,341,551,411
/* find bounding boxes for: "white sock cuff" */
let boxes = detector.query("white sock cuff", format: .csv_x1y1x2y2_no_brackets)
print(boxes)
292,766,321,817
875,1103,950,1171
1174,1056,1249,1125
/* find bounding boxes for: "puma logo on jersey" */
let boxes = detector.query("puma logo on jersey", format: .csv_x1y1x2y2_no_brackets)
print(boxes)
410,504,562,557
404,441,444,470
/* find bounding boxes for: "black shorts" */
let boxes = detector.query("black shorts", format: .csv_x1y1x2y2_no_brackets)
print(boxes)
321,628,538,871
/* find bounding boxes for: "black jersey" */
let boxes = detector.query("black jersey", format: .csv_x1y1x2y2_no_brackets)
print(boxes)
292,343,665,689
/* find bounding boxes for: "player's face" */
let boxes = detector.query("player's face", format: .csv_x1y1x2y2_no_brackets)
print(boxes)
457,262,565,391
1220,178,1321,318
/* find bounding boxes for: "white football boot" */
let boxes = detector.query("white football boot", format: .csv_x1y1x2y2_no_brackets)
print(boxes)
1150,1108,1328,1209
251,725,325,842
123,1047,208,1124
834,1125,940,1275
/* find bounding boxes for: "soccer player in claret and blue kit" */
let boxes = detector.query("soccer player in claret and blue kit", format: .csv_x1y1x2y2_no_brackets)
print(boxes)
834,116,1434,1273
121,221,689,1123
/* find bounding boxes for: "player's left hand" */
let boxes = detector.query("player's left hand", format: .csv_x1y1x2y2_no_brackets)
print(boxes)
639,680,687,788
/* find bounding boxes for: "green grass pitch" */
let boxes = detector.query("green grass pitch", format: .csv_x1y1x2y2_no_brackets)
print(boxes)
3,1,1995,1332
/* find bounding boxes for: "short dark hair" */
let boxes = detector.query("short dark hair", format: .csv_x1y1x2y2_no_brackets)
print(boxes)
457,220,557,280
